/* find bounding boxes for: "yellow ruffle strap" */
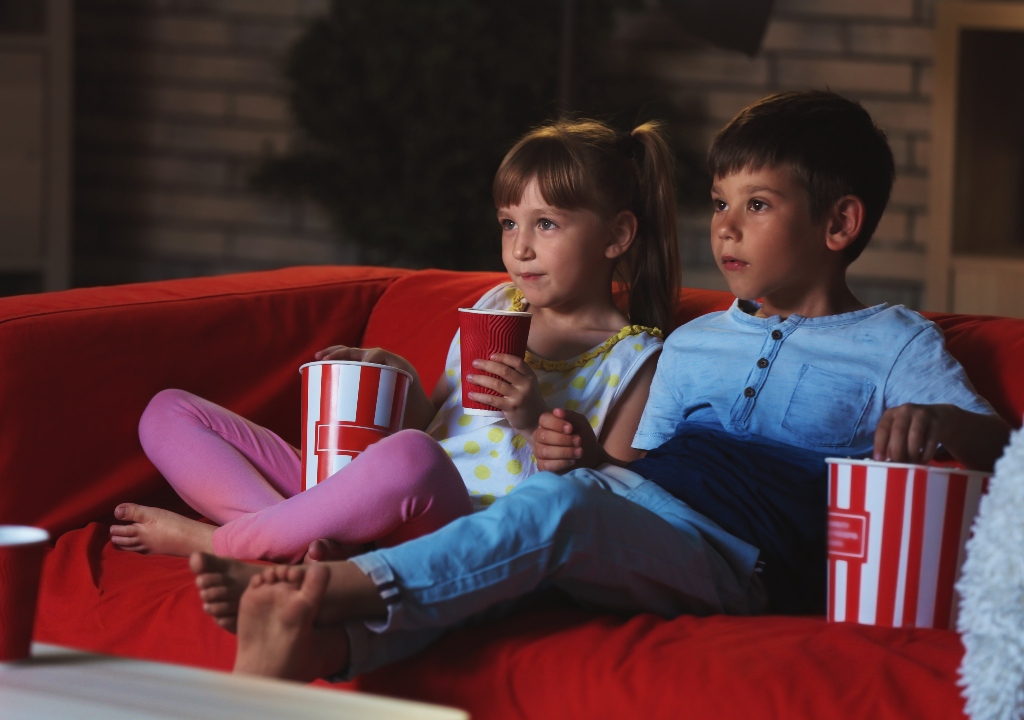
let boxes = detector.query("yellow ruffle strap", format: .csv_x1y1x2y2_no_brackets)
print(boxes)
508,287,663,372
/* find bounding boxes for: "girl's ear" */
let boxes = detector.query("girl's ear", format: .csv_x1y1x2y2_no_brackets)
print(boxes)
825,195,866,253
606,210,639,259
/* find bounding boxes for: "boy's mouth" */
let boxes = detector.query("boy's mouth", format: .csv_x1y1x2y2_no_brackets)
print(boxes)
518,272,544,281
721,255,747,271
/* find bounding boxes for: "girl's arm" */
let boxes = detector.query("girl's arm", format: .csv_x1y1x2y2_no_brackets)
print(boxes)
314,345,446,431
533,354,658,472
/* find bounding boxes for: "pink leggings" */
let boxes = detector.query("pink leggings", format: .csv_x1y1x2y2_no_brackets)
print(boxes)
138,389,473,563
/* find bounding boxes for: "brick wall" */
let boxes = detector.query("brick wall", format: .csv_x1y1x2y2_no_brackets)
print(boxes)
619,0,944,308
74,0,946,306
74,0,356,287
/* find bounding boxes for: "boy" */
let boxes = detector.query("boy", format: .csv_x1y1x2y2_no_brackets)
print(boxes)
193,91,1010,681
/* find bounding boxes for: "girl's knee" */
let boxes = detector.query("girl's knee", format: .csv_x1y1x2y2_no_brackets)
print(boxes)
138,388,200,449
377,430,450,465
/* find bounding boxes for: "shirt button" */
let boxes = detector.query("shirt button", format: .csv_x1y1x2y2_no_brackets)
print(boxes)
771,330,783,340
744,387,756,398
757,358,769,369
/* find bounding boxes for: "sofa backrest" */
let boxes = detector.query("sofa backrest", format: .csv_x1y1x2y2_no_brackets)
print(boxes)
364,270,1024,429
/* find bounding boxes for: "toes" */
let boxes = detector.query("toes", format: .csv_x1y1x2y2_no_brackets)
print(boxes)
284,565,306,584
195,572,228,591
115,503,149,523
301,564,329,602
204,601,237,618
190,551,225,576
199,585,232,603
108,524,139,538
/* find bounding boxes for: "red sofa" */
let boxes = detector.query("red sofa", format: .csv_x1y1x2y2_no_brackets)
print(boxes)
3,265,1021,719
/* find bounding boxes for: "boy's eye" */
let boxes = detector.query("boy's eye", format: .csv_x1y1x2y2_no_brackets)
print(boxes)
748,199,767,211
712,199,726,211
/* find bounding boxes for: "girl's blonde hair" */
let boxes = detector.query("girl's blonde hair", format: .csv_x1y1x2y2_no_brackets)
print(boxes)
493,119,680,332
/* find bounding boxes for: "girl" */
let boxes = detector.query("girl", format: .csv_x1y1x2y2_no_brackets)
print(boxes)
109,118,681,564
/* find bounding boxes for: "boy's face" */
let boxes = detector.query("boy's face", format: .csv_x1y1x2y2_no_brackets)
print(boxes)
710,165,834,313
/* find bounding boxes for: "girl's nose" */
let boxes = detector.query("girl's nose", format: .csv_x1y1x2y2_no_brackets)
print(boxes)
512,233,534,260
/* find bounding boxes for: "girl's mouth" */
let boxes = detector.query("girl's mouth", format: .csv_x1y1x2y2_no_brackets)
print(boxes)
721,256,747,271
519,272,543,281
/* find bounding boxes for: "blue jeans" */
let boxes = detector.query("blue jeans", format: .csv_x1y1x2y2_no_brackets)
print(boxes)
342,466,767,677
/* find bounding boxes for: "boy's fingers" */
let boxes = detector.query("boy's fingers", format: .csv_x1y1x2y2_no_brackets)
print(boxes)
918,421,943,464
887,411,913,463
873,413,893,461
906,414,929,464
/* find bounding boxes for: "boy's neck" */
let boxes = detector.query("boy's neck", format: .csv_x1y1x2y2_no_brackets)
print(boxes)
753,277,867,320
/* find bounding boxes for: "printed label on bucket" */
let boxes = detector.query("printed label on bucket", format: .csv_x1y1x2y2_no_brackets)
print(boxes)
826,460,987,630
300,362,409,491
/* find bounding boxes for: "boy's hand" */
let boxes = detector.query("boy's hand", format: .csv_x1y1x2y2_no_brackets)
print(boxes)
533,408,607,473
466,354,548,440
873,403,947,464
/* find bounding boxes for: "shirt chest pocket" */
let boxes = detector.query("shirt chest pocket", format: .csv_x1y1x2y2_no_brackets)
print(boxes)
782,364,876,448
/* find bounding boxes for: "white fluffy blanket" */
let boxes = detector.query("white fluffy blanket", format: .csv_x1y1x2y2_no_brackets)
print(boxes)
958,426,1024,719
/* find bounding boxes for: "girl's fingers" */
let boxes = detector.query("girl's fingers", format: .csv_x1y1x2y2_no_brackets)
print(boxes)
467,392,502,408
489,353,529,373
538,413,573,434
466,374,507,393
535,443,580,460
534,427,577,447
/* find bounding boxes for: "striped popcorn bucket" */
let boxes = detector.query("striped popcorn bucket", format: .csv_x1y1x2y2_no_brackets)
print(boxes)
298,361,411,491
826,458,988,629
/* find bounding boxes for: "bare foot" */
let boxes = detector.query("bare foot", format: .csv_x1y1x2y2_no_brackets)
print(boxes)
191,552,388,632
233,563,347,681
189,552,267,633
305,539,358,563
109,503,215,557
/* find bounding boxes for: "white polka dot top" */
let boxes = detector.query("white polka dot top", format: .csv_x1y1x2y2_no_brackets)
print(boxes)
424,282,664,511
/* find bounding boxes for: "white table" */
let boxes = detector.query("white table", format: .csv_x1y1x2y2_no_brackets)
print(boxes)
0,644,469,719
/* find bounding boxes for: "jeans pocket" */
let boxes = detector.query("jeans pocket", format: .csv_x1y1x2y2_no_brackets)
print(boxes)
781,365,875,447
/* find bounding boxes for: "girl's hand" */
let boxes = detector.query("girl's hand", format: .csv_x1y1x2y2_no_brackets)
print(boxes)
534,408,608,472
466,353,547,441
314,345,442,431
314,345,417,380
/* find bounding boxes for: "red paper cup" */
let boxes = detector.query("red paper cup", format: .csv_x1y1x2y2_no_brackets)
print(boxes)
826,458,988,629
459,308,532,416
299,361,411,490
0,525,49,661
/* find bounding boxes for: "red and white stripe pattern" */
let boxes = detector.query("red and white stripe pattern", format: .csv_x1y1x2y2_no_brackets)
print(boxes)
826,459,988,629
300,362,410,490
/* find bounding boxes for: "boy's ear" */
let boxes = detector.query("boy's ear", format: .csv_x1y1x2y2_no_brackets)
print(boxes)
606,210,639,259
825,195,866,252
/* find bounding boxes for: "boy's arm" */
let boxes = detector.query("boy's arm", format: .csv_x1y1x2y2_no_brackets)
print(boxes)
874,403,1011,472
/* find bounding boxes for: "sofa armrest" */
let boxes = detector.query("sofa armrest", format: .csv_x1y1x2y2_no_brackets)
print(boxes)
0,266,408,536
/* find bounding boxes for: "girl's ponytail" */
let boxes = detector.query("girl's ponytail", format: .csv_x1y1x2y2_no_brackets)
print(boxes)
621,122,680,334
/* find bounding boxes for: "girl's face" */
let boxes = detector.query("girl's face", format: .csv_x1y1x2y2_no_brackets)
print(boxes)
497,177,632,312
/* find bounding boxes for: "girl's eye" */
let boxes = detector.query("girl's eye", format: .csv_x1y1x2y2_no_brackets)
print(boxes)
539,219,556,230
748,199,767,211
500,219,516,231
